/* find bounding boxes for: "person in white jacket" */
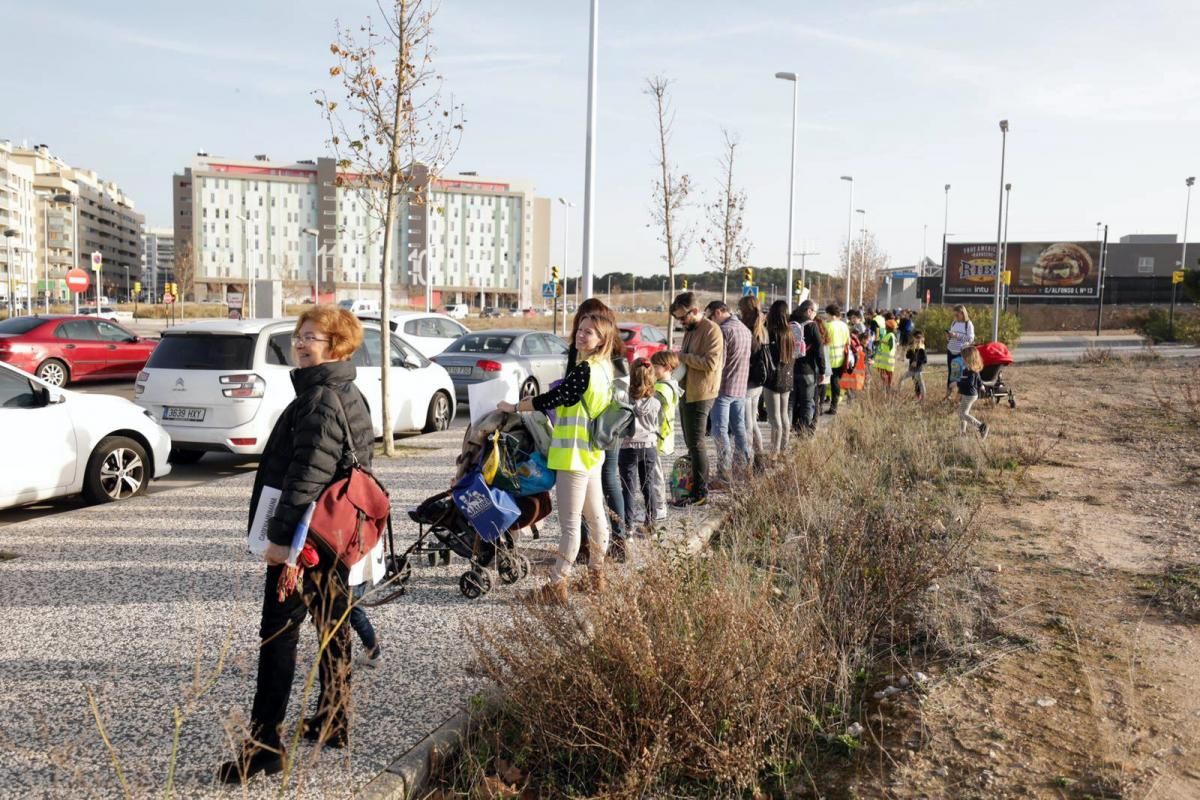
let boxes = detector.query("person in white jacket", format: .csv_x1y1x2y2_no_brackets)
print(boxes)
618,359,663,546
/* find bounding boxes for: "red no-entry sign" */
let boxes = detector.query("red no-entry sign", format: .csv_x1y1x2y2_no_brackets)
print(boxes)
66,268,90,293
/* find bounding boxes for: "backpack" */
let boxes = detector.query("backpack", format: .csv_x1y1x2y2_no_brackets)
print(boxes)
584,386,636,451
669,455,693,504
789,321,809,359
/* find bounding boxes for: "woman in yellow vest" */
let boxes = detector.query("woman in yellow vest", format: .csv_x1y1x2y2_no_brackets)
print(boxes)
875,317,898,387
498,314,619,603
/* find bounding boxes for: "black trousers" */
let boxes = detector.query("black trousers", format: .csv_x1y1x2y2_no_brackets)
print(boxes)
618,446,659,529
680,398,714,496
792,367,818,430
250,562,352,744
829,365,846,408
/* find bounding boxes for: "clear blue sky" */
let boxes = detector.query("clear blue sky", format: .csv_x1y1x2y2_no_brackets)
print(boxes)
4,0,1198,281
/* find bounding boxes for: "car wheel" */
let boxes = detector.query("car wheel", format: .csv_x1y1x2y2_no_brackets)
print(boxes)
36,358,69,387
520,377,539,400
423,391,453,433
168,447,205,465
83,436,149,504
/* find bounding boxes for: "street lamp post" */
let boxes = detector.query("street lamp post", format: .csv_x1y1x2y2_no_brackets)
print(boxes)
237,214,254,318
941,184,951,283
855,208,867,307
1001,183,1012,310
557,198,575,336
1175,177,1196,340
4,229,17,315
123,265,129,305
302,227,320,306
991,119,1010,342
775,71,799,310
840,176,853,310
1095,223,1108,335
580,0,599,302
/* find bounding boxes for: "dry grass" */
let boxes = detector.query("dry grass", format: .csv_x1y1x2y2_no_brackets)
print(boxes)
441,385,988,798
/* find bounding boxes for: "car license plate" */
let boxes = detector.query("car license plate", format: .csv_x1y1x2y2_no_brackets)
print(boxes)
163,406,206,422
447,366,473,376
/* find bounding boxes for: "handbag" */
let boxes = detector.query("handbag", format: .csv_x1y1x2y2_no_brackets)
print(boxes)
583,387,636,451
452,470,522,543
306,389,393,569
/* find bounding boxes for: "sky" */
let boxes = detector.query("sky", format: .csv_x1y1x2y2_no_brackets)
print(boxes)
4,0,1199,282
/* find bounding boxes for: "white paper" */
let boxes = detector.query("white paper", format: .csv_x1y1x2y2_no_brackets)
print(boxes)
468,375,520,426
347,538,386,587
247,485,282,556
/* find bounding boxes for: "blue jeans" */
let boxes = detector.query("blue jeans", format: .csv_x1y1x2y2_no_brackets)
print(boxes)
710,394,750,481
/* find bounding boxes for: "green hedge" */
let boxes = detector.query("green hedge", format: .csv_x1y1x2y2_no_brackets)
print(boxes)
913,305,1021,352
1139,309,1200,344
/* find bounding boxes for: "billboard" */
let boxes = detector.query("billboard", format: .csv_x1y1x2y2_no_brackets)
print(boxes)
944,241,1101,299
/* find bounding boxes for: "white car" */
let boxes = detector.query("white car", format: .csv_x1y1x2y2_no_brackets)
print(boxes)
133,318,456,463
78,306,135,323
443,304,469,320
383,312,471,359
0,360,172,510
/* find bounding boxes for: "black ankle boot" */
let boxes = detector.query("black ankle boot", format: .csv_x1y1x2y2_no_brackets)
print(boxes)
302,714,348,749
217,739,284,784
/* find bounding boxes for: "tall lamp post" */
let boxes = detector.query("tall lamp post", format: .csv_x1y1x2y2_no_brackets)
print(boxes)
941,183,950,281
3,229,16,316
1000,183,1012,309
991,119,1010,342
775,71,799,309
557,198,575,336
580,0,599,302
1095,223,1108,335
237,214,254,318
1175,177,1196,340
840,176,853,309
855,208,867,307
302,227,320,306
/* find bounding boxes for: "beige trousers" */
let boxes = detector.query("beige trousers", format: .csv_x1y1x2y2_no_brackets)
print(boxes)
551,459,609,582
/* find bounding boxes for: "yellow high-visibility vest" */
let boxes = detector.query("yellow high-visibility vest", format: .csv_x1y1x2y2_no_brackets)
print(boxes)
547,358,613,472
825,319,850,368
875,331,896,372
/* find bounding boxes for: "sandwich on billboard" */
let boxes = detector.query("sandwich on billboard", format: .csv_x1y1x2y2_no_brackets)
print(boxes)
944,241,1101,298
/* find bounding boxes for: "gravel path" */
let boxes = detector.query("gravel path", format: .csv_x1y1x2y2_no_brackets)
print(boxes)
0,425,716,799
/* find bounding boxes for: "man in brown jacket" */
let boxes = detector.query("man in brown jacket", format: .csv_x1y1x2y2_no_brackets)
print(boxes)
670,291,724,506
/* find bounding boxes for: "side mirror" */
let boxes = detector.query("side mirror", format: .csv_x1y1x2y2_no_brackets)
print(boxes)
126,336,140,343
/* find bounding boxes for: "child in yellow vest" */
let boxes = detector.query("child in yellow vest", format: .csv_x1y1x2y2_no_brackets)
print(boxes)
649,350,681,524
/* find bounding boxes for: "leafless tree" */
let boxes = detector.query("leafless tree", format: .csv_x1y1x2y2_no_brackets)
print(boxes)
700,130,751,303
840,231,890,309
315,0,463,456
646,75,692,347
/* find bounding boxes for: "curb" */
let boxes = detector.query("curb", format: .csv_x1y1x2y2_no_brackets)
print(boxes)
356,508,727,800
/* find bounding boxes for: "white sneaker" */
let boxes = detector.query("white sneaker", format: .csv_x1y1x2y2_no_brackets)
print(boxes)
355,648,382,669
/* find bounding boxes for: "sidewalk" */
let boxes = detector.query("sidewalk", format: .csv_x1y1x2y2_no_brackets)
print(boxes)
0,423,717,798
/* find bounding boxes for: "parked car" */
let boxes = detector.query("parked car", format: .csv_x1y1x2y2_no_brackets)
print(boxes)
133,318,456,462
338,298,379,316
377,311,470,359
618,323,669,362
432,329,568,403
443,304,469,320
78,306,134,322
480,307,502,319
0,360,172,509
0,315,158,388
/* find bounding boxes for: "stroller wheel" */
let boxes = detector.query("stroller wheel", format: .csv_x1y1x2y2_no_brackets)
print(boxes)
459,569,491,599
386,554,413,585
516,554,531,580
498,556,522,585
1009,393,1017,409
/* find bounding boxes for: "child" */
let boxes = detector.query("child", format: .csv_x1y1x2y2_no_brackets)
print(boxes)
618,359,663,537
955,345,988,439
649,350,681,522
897,330,927,400
350,587,382,667
874,317,898,388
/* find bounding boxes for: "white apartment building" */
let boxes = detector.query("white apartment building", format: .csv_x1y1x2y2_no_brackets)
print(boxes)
0,142,37,308
141,227,175,298
3,143,144,304
173,154,550,309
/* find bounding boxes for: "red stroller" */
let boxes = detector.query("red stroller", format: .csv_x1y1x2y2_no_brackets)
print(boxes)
977,342,1016,409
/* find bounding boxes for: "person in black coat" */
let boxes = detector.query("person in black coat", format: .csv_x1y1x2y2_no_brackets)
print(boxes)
219,306,375,784
789,300,829,435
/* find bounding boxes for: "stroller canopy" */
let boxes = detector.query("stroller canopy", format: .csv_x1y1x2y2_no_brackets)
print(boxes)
978,341,1013,367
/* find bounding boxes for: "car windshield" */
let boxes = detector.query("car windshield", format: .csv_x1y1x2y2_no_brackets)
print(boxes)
0,318,46,334
619,329,636,342
146,334,257,370
445,334,513,354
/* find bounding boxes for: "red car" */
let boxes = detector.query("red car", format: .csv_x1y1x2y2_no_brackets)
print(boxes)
618,323,668,362
0,315,157,387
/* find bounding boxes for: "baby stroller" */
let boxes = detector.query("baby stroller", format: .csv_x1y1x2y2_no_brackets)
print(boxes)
407,488,551,599
977,341,1016,409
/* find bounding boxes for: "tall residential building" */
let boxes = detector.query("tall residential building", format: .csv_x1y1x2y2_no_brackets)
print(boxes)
5,143,144,302
0,142,37,308
173,154,550,309
141,227,175,298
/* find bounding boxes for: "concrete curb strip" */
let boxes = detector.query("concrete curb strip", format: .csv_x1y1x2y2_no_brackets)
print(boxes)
359,509,727,800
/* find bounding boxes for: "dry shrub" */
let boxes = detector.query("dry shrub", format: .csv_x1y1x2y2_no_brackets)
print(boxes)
1153,563,1200,620
1153,362,1200,426
1079,345,1115,365
457,386,983,798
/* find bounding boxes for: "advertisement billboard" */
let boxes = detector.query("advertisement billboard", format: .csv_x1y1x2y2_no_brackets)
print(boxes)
944,241,1101,299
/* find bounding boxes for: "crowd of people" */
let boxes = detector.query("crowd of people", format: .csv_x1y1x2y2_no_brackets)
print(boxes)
219,297,990,783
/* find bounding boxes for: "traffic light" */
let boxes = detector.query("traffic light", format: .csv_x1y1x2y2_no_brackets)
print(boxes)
743,267,753,284
133,281,142,294
551,265,560,282
795,279,802,292
681,278,688,290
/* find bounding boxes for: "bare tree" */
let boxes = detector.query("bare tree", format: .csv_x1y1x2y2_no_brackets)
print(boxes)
645,75,692,347
839,231,890,309
174,239,196,318
700,130,751,303
316,0,462,456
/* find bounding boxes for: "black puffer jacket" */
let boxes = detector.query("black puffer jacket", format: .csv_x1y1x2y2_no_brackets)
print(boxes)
248,361,375,546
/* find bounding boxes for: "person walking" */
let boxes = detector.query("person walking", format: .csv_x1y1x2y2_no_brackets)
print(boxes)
954,344,989,439
670,292,724,507
219,306,375,784
764,300,795,454
898,310,915,349
617,358,662,536
789,300,828,434
875,317,898,388
649,350,681,519
823,304,851,415
564,298,629,562
897,330,928,400
704,299,752,485
737,295,768,463
946,304,975,387
498,314,621,603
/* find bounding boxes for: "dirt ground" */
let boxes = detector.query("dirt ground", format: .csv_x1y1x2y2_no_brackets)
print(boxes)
848,355,1200,799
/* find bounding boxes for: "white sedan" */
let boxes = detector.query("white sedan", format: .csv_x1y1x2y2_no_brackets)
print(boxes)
384,312,471,359
0,361,173,510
